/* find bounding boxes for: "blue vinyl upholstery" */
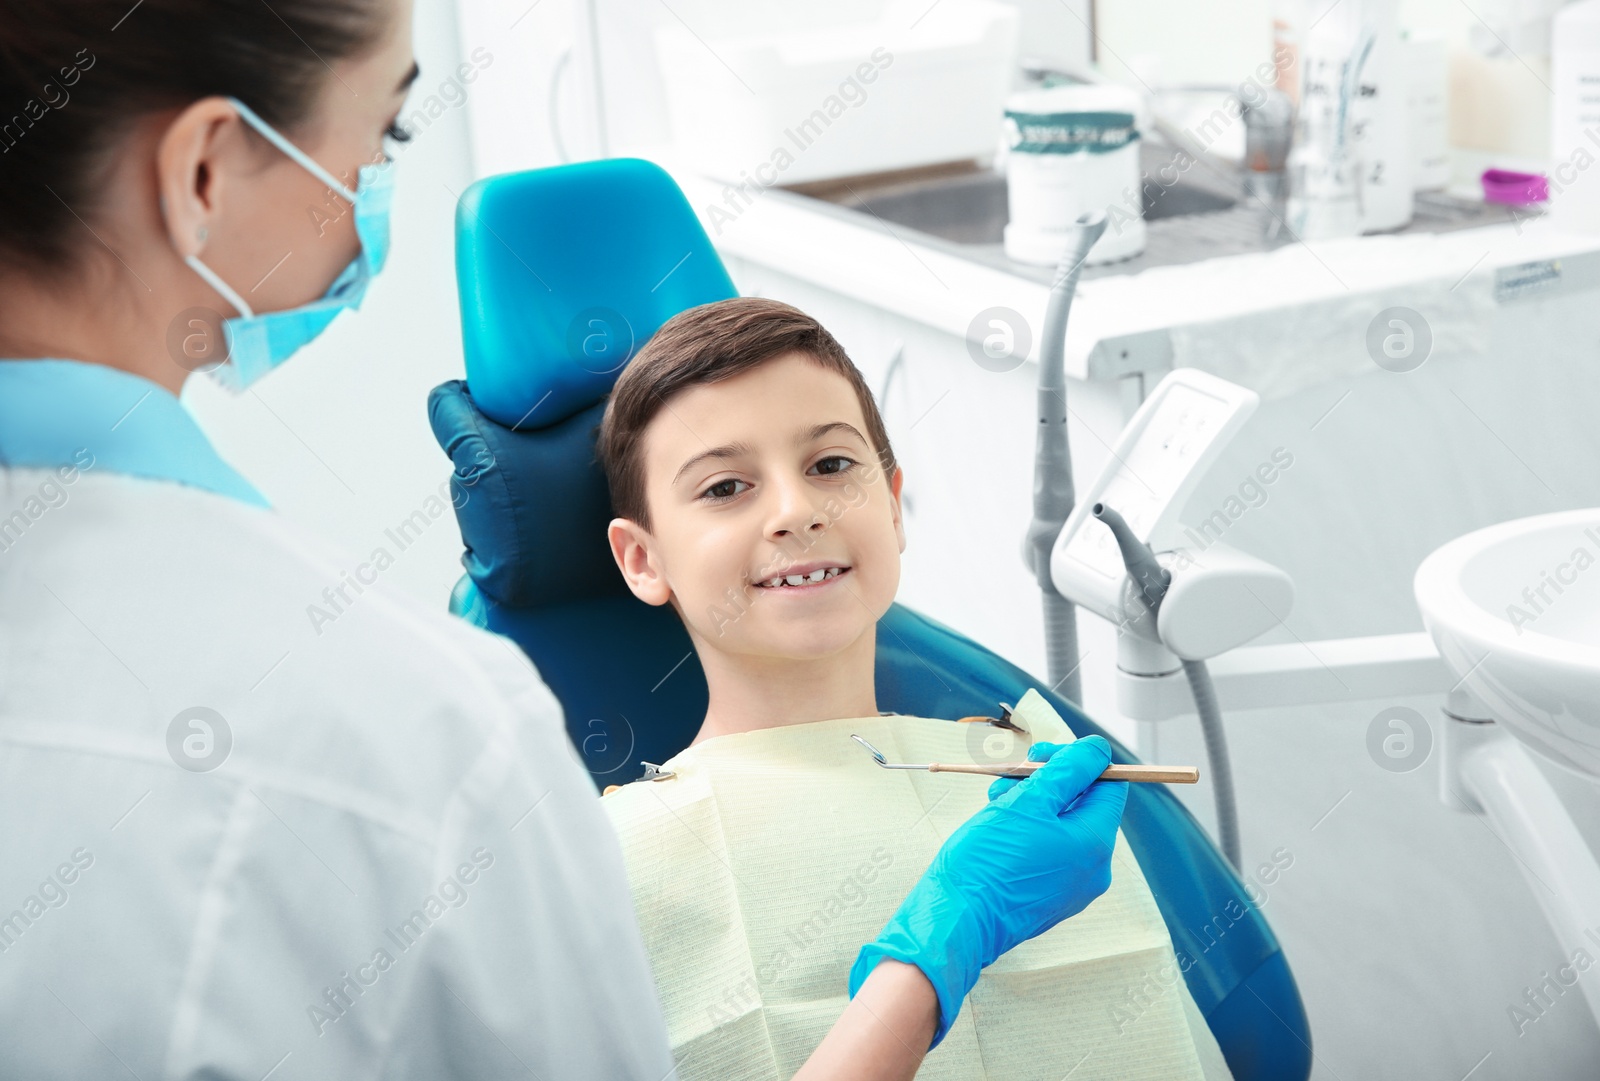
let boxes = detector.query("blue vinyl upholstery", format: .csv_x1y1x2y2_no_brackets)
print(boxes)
431,157,1313,1081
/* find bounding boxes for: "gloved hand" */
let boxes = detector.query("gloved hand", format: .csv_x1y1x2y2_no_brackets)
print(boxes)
847,735,1128,1049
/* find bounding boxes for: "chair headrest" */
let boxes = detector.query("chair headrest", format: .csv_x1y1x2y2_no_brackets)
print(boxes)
429,381,622,607
455,157,737,431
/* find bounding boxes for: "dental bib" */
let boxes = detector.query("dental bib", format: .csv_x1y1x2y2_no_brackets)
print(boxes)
600,689,1233,1081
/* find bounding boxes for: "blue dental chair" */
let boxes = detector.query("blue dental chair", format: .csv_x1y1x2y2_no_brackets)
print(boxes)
428,158,1313,1081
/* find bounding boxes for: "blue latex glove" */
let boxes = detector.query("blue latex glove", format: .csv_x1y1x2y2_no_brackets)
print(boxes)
847,735,1128,1049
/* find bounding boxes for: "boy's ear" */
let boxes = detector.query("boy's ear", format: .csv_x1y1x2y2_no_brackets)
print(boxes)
607,517,674,606
889,466,907,554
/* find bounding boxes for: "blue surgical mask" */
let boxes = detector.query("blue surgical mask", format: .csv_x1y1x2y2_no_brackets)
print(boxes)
179,95,395,392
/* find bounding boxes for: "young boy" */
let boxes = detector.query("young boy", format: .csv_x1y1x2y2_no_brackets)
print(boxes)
596,296,1231,1080
599,296,905,749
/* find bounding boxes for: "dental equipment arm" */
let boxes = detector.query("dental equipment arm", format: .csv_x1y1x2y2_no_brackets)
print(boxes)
1094,503,1242,870
1026,211,1108,706
1047,368,1294,873
838,736,1129,1054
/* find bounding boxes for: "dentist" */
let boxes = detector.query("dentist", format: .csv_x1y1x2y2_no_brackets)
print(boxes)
0,1,1128,1078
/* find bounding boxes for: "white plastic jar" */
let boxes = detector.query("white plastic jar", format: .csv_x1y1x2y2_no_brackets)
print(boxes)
1001,83,1146,266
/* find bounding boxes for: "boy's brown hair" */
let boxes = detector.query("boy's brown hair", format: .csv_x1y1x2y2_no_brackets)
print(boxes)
597,297,897,532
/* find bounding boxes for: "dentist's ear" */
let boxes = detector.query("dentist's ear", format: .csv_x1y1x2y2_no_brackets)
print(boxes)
608,517,673,606
890,466,907,553
155,96,244,258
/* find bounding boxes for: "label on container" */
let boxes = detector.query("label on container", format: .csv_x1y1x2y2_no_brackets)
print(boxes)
1003,111,1139,155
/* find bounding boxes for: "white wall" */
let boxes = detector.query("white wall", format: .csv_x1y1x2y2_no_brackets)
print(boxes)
1094,0,1272,87
455,0,576,176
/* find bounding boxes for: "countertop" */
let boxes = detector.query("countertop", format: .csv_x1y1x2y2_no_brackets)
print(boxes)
660,155,1600,400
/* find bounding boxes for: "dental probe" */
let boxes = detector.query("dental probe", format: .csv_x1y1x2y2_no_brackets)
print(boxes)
850,735,1199,784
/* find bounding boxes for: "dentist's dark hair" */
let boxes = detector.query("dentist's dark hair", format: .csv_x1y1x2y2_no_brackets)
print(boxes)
0,0,388,280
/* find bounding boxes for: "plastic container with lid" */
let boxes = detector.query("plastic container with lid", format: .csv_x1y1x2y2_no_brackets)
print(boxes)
1000,83,1146,267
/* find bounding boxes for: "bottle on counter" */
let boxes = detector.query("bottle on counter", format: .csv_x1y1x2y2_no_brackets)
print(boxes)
1283,0,1413,236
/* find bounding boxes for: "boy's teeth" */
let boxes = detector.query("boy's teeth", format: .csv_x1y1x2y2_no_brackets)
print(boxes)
760,567,844,588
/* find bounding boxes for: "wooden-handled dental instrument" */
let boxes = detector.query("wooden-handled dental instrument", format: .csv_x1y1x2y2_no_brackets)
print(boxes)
850,734,1199,784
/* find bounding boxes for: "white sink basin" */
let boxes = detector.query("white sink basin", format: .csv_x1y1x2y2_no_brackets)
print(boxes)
1414,509,1600,778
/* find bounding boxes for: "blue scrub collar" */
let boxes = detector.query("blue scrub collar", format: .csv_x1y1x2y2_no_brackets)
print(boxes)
0,358,269,508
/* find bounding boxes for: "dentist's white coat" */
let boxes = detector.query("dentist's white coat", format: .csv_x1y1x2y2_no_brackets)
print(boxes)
0,463,677,1080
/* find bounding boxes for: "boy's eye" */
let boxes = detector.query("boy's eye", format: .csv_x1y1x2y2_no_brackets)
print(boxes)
384,119,413,147
701,477,749,502
698,457,855,503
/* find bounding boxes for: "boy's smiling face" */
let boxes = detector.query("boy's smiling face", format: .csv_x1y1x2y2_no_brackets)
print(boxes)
607,350,906,662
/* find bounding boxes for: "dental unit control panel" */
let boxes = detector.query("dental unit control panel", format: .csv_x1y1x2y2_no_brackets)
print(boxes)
1051,368,1294,662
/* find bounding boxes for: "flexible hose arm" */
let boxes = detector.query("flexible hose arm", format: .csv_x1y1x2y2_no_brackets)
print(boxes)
1030,212,1107,705
1182,659,1242,870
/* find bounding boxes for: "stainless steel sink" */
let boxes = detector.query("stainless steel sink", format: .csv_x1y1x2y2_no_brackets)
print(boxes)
776,140,1523,285
806,155,1236,247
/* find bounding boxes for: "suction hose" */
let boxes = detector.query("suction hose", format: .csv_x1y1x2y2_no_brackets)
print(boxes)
1093,503,1243,872
1180,659,1242,871
1027,211,1107,707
